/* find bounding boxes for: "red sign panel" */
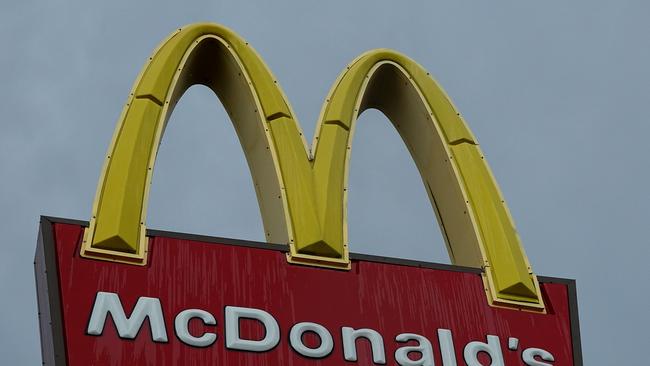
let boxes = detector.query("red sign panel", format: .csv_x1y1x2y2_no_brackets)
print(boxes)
36,217,582,365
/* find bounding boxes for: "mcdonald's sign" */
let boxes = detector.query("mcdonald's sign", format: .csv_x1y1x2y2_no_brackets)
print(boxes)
35,23,582,365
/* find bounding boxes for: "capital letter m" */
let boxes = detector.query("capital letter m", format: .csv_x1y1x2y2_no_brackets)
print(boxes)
86,291,168,342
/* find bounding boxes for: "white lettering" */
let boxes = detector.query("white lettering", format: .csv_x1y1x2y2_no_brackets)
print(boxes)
508,337,519,351
394,333,434,366
289,322,334,358
86,291,168,342
437,329,457,365
224,306,279,352
174,309,217,347
463,335,504,366
341,327,386,364
84,291,560,364
523,347,555,366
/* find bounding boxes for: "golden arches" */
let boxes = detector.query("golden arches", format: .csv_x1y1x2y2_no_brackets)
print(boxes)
81,23,543,309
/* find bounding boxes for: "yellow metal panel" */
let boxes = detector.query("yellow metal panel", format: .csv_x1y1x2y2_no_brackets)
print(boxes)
83,24,304,265
451,144,537,302
84,23,544,309
311,124,349,257
136,25,292,120
405,61,477,144
311,53,542,307
362,63,483,268
267,116,323,252
92,98,161,254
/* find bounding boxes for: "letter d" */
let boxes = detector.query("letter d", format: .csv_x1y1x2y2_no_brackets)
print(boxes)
463,335,504,366
225,306,280,352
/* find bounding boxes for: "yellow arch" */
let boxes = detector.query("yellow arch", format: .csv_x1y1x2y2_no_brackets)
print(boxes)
81,23,543,308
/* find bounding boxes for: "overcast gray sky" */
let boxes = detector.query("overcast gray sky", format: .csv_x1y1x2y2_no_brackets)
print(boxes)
1,0,649,364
